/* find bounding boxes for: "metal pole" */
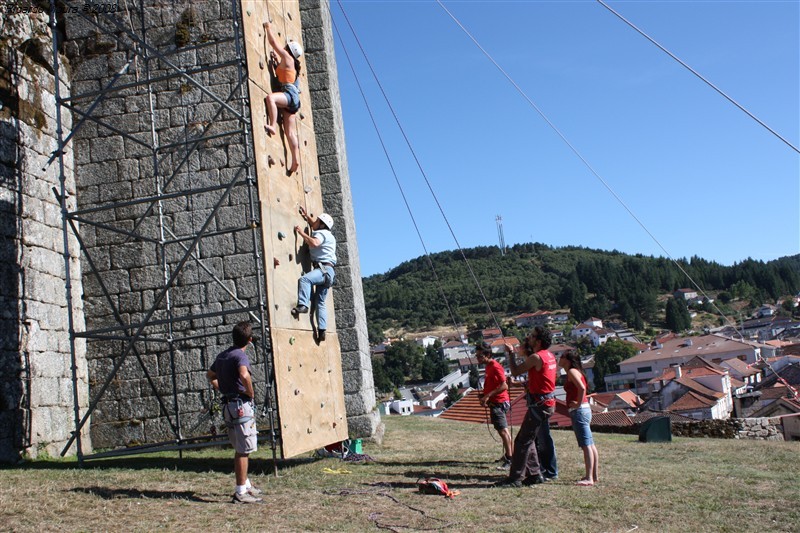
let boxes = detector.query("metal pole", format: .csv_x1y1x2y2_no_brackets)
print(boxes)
50,0,83,463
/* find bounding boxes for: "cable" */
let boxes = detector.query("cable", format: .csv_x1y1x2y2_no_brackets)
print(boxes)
329,5,470,349
597,0,799,155
336,0,505,335
436,0,743,336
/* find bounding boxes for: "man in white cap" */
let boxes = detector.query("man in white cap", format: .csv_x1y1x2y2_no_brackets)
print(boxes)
292,206,336,341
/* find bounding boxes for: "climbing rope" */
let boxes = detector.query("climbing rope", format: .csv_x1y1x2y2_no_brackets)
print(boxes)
329,8,471,349
324,485,458,532
334,0,505,339
436,0,743,336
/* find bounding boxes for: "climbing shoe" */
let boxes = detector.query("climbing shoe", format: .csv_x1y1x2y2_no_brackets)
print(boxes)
291,305,309,317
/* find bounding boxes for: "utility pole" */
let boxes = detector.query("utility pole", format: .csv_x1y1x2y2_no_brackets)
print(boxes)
496,215,506,256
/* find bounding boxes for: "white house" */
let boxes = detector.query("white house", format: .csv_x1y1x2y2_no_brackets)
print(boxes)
415,335,439,349
571,324,594,340
612,335,759,395
674,288,699,301
648,359,735,420
442,340,473,361
386,399,414,416
433,369,470,393
588,327,616,347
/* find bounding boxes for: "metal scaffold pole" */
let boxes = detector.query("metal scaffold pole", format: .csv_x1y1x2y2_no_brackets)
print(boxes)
47,0,281,463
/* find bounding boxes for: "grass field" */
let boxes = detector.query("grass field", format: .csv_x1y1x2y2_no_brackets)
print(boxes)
2,415,799,532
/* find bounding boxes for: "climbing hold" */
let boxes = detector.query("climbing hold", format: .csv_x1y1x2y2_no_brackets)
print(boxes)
276,197,280,202
273,257,280,267
289,336,295,345
304,140,307,146
294,389,300,395
267,155,275,166
259,59,264,70
304,186,312,194
288,254,293,261
246,9,251,16
280,159,285,167
287,365,292,371
314,175,318,181
307,428,312,434
287,12,292,20
277,231,286,240
299,112,305,120
332,422,337,428
320,402,325,408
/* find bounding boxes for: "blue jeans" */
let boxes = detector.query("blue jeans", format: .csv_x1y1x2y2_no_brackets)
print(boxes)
297,265,334,330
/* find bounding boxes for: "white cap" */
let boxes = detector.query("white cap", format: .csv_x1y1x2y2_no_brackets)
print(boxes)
288,41,303,59
317,213,333,230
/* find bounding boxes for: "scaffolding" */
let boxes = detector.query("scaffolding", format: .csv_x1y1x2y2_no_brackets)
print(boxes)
47,0,280,464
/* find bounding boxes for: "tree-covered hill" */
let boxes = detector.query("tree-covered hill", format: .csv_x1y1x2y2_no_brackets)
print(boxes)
362,243,800,338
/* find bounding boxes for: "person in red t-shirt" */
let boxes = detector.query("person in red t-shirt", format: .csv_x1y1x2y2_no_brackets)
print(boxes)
494,326,557,488
560,350,599,486
476,341,513,467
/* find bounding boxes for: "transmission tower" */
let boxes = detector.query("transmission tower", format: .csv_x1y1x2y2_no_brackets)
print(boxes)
496,215,506,256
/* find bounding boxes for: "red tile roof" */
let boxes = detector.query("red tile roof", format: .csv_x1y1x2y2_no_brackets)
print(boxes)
667,391,716,411
630,411,697,424
588,390,643,409
489,337,520,348
439,384,527,425
674,376,725,399
591,410,634,426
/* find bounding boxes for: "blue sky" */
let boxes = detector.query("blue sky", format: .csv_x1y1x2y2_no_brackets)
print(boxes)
328,1,800,277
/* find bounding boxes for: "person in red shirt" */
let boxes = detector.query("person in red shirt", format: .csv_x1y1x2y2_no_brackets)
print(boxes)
560,350,599,486
495,326,557,488
476,341,513,468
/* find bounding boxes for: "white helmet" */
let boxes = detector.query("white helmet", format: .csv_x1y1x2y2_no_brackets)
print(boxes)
317,213,333,230
288,41,303,59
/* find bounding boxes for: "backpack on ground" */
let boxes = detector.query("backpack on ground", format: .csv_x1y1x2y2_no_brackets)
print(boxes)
417,477,460,498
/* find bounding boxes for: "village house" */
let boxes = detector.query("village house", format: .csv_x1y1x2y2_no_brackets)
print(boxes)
589,390,644,414
513,310,552,328
647,358,741,420
674,288,699,301
720,357,762,387
415,335,439,349
441,340,473,361
607,334,759,395
482,328,503,340
587,327,617,347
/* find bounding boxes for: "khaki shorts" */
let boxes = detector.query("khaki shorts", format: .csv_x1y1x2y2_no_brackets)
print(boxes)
223,399,258,455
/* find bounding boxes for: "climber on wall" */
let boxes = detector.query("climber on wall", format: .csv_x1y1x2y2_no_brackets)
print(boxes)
263,20,303,174
292,206,337,342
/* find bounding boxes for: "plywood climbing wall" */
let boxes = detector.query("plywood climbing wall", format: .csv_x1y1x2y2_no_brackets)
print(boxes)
241,0,349,457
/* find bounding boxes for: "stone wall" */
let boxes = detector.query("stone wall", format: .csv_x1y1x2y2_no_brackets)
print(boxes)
672,417,785,441
0,7,89,461
299,0,381,441
0,0,379,458
64,0,267,448
592,417,785,441
60,0,379,450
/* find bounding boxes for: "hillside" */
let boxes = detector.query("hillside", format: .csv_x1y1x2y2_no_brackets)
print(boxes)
362,243,800,338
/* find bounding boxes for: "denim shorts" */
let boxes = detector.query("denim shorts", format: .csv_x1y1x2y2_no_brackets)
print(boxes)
570,406,594,447
282,83,301,114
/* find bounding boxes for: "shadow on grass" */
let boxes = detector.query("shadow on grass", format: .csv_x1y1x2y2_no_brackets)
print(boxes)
69,486,215,503
374,460,490,468
9,455,319,475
